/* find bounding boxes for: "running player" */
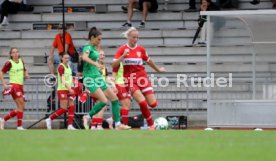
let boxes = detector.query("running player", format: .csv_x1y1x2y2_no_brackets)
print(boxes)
90,49,115,130
45,53,77,130
82,27,130,130
107,62,131,126
112,27,165,130
0,48,30,130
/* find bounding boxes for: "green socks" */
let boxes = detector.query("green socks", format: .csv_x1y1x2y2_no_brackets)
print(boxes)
89,102,107,117
112,100,121,122
89,100,121,123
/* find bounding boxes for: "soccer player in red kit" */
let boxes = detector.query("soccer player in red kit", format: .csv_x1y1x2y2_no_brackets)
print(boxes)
112,27,165,130
45,54,77,130
0,48,30,130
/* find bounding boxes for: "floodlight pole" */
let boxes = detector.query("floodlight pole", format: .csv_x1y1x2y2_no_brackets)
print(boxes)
62,0,66,53
62,0,68,128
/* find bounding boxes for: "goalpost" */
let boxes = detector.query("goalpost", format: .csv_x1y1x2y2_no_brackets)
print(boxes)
201,10,276,128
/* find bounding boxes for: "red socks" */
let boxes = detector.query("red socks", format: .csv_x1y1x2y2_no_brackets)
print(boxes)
50,108,67,120
97,118,103,127
68,105,75,125
4,110,17,121
120,108,129,125
4,110,24,127
91,118,103,127
91,118,97,127
17,111,23,127
139,100,153,126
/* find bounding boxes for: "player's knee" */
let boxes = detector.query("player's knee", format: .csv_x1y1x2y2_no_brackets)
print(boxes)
149,100,158,108
100,97,108,104
129,0,135,4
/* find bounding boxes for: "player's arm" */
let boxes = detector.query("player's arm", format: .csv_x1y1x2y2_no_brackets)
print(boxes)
0,71,7,88
142,48,165,73
82,51,101,69
62,76,74,94
112,48,129,68
48,43,56,74
23,60,30,79
0,62,11,89
111,65,119,82
112,72,117,82
112,57,123,68
104,68,114,87
146,59,166,73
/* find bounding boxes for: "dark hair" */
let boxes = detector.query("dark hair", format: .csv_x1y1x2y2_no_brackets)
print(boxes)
9,47,20,59
60,52,69,63
88,27,101,40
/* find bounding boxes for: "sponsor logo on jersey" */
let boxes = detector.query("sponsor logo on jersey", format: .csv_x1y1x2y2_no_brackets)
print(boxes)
123,58,143,65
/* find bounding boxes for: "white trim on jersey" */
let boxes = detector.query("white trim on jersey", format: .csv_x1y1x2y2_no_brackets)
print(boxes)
142,87,153,93
123,58,143,65
126,43,138,50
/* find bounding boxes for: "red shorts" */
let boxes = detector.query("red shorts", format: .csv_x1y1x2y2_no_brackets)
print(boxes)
116,84,131,100
10,84,25,100
57,90,75,101
126,76,154,96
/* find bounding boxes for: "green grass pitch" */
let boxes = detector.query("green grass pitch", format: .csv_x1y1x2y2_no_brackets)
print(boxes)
0,130,275,161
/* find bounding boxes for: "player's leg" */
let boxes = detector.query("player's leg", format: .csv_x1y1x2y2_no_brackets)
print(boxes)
104,87,131,130
141,76,158,108
1,108,18,130
46,92,68,130
145,94,158,108
83,88,108,130
1,87,25,130
14,97,25,130
132,87,154,130
120,98,131,125
140,1,151,28
67,99,77,130
92,106,106,130
116,84,131,125
122,0,139,27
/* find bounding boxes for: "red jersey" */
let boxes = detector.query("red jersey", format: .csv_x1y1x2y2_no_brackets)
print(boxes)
114,44,150,78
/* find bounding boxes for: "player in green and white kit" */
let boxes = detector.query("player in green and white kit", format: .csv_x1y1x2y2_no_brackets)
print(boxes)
82,27,131,130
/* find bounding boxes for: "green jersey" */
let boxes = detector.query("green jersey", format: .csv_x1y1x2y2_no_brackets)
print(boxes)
82,43,109,94
82,43,101,77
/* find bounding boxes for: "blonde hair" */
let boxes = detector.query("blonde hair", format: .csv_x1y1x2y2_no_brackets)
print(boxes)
122,27,138,39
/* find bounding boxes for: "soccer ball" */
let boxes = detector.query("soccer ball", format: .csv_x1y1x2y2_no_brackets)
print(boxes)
154,117,169,130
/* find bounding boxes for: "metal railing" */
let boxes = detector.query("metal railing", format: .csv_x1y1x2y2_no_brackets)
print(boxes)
0,76,208,119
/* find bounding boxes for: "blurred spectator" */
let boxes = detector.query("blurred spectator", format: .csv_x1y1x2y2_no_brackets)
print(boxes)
192,0,219,45
122,0,158,28
48,25,79,76
216,0,239,9
0,0,33,26
250,0,276,8
184,0,198,12
1,0,22,26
